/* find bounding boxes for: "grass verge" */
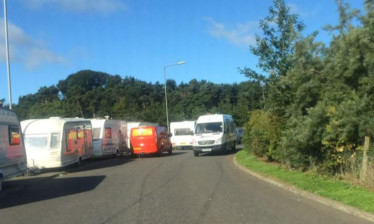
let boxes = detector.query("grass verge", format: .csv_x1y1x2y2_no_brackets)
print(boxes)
236,149,374,213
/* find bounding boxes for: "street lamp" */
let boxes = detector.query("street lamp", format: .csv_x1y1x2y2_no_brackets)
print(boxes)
163,61,186,132
3,0,12,109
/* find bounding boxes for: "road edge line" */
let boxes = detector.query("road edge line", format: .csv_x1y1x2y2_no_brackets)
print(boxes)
233,155,374,223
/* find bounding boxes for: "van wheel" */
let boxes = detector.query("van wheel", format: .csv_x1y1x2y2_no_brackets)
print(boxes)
193,151,199,157
231,143,236,153
168,146,172,155
224,143,230,154
159,146,163,157
0,176,3,192
130,150,136,158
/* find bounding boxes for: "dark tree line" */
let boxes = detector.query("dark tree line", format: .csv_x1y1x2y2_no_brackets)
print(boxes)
11,70,263,127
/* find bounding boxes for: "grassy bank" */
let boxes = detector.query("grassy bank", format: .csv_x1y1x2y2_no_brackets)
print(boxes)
236,150,374,213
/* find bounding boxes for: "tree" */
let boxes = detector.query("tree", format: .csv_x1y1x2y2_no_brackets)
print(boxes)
242,0,306,163
245,0,305,115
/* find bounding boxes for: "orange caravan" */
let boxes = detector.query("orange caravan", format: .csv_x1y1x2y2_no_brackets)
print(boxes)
130,126,172,155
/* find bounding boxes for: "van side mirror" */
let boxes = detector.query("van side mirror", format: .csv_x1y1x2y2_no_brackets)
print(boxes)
168,133,172,137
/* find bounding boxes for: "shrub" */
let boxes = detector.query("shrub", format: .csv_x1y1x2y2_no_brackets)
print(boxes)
243,110,284,161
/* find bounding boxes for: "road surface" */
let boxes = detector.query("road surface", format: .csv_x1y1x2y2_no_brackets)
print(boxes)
0,148,371,224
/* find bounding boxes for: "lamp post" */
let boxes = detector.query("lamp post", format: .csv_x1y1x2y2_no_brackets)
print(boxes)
163,61,185,132
3,0,12,109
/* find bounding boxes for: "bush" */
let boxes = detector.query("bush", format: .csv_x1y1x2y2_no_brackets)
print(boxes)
243,110,284,161
280,103,328,169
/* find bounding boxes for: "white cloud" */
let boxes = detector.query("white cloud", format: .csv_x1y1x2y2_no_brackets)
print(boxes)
26,48,66,70
25,0,128,14
0,19,67,70
205,17,257,47
288,3,308,18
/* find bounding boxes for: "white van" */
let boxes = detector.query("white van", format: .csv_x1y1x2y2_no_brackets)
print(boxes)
0,108,27,191
91,119,127,156
170,121,195,149
21,117,93,170
193,114,237,156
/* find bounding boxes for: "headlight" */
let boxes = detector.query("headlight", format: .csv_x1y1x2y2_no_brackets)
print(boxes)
215,137,222,144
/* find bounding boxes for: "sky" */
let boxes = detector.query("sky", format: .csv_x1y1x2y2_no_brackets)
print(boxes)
0,0,365,104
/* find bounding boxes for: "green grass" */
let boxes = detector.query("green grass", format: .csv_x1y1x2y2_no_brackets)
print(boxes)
236,150,374,213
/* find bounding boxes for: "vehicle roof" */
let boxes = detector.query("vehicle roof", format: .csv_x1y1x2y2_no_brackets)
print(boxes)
0,108,19,124
196,114,233,123
170,121,195,128
90,118,124,127
21,117,90,134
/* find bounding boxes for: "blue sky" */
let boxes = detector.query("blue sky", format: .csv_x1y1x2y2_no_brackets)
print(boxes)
0,0,365,104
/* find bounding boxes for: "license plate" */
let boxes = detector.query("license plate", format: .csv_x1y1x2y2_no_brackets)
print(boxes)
202,148,211,152
134,147,141,151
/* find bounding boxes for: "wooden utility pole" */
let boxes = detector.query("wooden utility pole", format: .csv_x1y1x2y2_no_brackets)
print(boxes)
360,136,370,183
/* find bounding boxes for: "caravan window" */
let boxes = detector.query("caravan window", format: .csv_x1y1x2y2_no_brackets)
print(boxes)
105,127,112,139
9,125,21,146
76,127,82,139
50,133,60,148
93,128,101,140
25,135,48,148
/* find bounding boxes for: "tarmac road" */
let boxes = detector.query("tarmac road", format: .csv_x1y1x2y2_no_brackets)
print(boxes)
0,147,372,224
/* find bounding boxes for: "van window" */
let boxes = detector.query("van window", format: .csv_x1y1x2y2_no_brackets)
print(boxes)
224,121,229,134
132,128,153,137
230,122,236,133
9,125,21,146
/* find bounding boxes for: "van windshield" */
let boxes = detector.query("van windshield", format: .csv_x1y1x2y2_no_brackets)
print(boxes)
195,122,222,134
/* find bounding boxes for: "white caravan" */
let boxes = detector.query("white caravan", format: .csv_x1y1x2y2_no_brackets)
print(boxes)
193,114,237,157
21,117,93,170
91,119,128,156
126,122,158,149
0,108,27,191
170,121,195,149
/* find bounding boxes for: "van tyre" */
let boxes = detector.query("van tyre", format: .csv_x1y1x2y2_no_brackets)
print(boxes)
193,151,199,157
231,143,236,153
224,143,230,154
0,177,3,192
168,146,172,155
159,146,163,157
